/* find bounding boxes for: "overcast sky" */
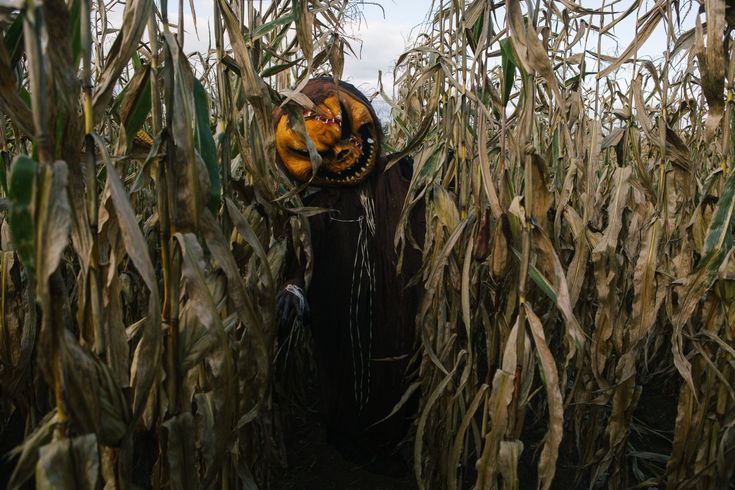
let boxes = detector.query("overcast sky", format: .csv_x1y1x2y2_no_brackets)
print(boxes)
171,0,428,95
339,1,429,94
164,0,695,109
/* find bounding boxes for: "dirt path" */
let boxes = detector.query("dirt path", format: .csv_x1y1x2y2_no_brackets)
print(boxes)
273,420,417,490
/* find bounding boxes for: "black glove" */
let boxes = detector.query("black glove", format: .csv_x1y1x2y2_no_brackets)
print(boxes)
276,284,311,336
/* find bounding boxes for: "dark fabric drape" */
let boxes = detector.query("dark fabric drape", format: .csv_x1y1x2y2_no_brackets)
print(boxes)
303,159,424,451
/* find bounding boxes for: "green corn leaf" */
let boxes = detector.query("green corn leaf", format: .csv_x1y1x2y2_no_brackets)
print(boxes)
512,247,557,304
69,0,81,65
1,149,10,195
194,78,221,212
500,38,517,107
3,12,23,64
260,60,298,78
248,12,296,42
703,169,735,256
117,65,152,146
8,154,36,273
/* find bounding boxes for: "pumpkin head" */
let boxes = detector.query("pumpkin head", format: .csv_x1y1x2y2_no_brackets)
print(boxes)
274,78,381,186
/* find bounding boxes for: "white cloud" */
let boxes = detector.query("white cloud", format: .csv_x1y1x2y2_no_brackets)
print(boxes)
100,1,419,89
341,19,415,96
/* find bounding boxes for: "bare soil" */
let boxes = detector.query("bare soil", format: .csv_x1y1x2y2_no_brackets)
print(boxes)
273,417,417,490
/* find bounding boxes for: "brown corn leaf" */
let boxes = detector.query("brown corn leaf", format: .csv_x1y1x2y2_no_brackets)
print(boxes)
524,303,563,490
162,413,199,490
35,434,100,490
92,0,151,122
415,355,462,490
216,0,275,155
477,107,503,220
175,232,235,483
163,31,210,232
696,1,726,138
60,330,131,446
530,154,553,226
103,142,161,423
565,230,588,308
534,229,586,358
597,0,665,79
671,247,727,398
329,36,344,81
7,411,57,490
474,368,515,490
0,35,34,138
35,162,71,300
506,0,563,109
497,440,523,490
630,217,664,344
295,0,314,65
448,385,488,490
593,166,632,255
490,215,509,278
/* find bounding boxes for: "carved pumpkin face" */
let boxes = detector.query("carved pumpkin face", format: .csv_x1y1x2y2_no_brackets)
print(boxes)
275,78,381,186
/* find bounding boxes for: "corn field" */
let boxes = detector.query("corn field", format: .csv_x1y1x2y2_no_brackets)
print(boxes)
0,0,734,488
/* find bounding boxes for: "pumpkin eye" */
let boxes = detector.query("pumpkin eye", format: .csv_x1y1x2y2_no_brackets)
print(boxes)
357,121,372,133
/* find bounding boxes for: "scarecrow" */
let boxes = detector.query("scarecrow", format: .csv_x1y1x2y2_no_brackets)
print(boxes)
274,78,424,470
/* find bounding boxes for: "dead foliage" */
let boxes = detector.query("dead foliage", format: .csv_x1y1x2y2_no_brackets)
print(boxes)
0,0,734,488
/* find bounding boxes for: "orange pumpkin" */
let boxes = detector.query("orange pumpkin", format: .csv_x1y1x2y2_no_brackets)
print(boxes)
274,78,381,186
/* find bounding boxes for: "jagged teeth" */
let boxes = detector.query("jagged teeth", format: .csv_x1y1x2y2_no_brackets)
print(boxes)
319,136,376,185
343,145,375,183
302,110,341,125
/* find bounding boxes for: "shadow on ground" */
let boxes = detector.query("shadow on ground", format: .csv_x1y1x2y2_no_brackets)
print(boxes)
273,418,417,490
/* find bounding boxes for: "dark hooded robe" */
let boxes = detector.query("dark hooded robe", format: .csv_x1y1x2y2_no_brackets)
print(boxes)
274,78,424,462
